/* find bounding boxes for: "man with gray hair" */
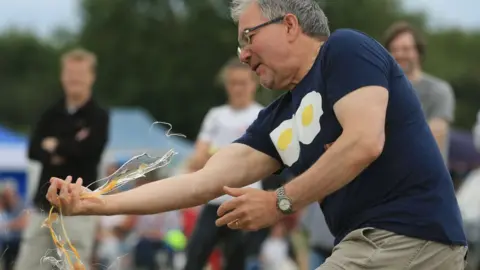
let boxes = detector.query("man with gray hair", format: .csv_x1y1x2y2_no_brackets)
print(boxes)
46,1,467,269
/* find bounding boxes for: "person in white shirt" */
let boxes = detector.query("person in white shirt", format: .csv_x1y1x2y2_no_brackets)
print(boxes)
184,57,263,270
260,222,298,270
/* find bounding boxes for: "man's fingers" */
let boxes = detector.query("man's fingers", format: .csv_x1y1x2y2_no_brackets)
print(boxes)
223,186,247,197
75,177,83,190
217,196,243,217
50,177,66,185
59,192,70,207
60,176,72,199
215,209,244,227
47,178,59,206
71,178,83,203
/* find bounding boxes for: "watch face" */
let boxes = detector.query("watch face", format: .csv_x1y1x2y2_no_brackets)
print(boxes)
279,199,291,211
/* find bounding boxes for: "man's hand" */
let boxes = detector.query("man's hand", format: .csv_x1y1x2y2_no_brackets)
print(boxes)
215,186,282,231
46,176,101,216
42,137,58,153
75,128,90,141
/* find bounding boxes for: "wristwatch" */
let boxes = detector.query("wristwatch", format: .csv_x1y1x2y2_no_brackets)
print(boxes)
276,186,294,214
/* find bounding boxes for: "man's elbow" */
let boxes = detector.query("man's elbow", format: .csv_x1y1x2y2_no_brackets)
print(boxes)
356,132,385,162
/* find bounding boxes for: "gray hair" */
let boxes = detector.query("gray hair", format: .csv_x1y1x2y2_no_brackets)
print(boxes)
230,0,330,38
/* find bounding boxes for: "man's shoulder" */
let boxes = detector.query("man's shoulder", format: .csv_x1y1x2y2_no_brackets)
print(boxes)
325,28,382,49
321,28,392,66
259,94,289,117
421,73,453,90
40,98,64,117
89,99,108,112
248,102,265,115
251,102,265,110
329,28,368,39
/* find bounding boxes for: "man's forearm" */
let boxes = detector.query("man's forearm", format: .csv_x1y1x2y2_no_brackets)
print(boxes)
85,170,222,216
284,134,383,211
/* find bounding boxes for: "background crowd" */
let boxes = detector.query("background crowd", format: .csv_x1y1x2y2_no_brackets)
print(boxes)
0,0,479,270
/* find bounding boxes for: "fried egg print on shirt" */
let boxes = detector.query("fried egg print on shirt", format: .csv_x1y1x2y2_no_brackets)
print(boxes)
270,118,300,166
295,91,323,145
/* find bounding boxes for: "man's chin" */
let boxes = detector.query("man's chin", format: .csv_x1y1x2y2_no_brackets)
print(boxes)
398,62,413,74
260,82,288,91
259,78,281,91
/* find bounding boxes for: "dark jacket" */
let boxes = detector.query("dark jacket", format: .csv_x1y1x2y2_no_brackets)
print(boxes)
28,97,109,211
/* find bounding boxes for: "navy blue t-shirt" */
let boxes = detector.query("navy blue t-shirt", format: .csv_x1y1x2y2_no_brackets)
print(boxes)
235,29,466,246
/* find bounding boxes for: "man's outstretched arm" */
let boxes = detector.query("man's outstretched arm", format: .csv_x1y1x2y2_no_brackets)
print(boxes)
66,143,279,216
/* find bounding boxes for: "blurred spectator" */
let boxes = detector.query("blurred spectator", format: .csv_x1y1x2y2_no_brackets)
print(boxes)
95,214,131,269
384,22,455,164
131,175,183,270
132,210,182,270
300,203,334,269
16,48,109,270
243,172,295,270
184,57,264,270
0,184,28,270
260,222,298,270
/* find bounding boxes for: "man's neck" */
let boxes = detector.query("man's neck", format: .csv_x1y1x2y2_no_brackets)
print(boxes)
66,93,91,109
407,68,423,83
289,38,324,89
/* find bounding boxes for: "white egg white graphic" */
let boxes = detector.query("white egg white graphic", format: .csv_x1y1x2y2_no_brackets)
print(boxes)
269,118,300,166
295,91,323,145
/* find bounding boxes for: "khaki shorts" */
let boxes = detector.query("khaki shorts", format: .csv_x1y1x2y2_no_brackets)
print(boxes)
317,227,468,270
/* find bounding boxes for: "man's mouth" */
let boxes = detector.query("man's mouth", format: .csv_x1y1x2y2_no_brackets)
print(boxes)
252,63,261,73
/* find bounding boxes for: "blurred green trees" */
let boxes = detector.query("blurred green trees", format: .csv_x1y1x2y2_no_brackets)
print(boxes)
0,0,479,139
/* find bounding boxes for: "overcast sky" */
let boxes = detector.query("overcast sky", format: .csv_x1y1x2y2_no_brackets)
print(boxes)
0,0,478,38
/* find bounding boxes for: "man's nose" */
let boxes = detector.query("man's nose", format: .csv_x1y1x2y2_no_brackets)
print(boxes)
238,48,251,64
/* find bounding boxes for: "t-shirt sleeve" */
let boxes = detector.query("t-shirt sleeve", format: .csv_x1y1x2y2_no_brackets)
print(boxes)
234,107,283,164
429,82,455,122
322,30,391,107
197,109,217,142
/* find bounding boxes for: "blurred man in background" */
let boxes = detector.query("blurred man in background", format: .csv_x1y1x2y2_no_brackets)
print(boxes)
184,57,263,270
384,22,455,164
15,48,109,270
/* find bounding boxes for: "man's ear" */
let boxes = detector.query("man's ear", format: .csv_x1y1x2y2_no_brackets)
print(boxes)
284,14,301,41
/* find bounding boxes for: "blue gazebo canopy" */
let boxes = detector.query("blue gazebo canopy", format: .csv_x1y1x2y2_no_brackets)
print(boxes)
107,107,194,162
0,125,26,145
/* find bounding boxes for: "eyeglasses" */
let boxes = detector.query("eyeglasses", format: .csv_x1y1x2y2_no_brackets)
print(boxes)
237,16,284,57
